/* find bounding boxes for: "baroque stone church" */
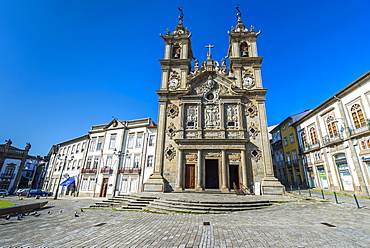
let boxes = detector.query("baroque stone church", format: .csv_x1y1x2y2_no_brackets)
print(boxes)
144,11,284,195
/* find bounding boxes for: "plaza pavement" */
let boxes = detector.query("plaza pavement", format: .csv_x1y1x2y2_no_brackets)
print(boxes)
0,193,370,248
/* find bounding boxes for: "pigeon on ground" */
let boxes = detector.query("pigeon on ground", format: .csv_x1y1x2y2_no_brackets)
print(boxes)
60,210,63,213
34,213,41,217
31,211,37,215
5,215,10,220
48,211,51,214
17,215,22,220
74,212,79,217
81,209,84,212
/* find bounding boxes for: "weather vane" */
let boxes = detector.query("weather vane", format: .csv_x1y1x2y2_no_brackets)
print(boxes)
178,7,184,21
236,6,242,19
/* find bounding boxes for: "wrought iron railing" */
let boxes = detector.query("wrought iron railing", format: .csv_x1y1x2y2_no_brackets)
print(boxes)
119,167,141,174
285,161,292,168
100,168,113,174
322,132,344,145
349,120,370,136
299,141,320,152
0,173,15,179
81,168,97,174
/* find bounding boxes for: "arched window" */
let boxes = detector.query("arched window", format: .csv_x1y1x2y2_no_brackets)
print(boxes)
172,45,181,59
300,131,307,146
240,43,249,57
351,104,366,129
361,140,367,149
309,127,318,144
326,116,339,138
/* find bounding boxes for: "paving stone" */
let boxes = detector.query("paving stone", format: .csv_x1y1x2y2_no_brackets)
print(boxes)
1,195,370,247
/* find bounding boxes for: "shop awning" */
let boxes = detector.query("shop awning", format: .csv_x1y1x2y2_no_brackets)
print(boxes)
60,178,75,186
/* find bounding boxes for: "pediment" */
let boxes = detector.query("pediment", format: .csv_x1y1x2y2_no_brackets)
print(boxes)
186,71,237,97
104,118,126,130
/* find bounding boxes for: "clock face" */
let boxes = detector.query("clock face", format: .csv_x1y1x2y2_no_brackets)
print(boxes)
169,79,179,87
244,77,253,85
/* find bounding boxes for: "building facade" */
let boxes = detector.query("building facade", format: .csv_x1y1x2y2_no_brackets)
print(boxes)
45,135,89,197
0,140,46,193
144,13,284,194
270,111,310,187
294,71,370,194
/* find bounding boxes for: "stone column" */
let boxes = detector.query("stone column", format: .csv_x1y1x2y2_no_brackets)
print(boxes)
174,149,183,191
196,149,203,191
221,150,228,192
241,149,247,187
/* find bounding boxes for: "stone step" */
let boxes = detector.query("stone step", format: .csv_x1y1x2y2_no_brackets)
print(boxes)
147,201,271,212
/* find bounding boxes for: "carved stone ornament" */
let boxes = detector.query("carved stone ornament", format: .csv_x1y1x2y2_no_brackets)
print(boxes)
167,123,177,139
186,153,198,162
248,122,260,139
229,153,241,162
168,71,181,90
165,144,176,161
186,105,198,129
242,69,255,89
167,104,179,119
204,105,220,129
226,105,238,129
243,76,255,89
251,149,262,162
245,102,258,118
206,152,221,158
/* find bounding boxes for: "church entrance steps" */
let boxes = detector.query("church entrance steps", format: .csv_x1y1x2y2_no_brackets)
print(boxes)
90,193,292,213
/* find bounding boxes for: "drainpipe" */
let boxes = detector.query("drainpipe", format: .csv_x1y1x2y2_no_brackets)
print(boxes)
334,95,369,196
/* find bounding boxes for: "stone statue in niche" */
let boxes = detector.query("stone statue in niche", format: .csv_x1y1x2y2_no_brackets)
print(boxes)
204,105,220,129
186,105,198,129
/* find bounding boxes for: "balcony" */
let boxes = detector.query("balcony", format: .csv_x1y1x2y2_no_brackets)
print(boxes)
292,159,299,167
119,167,141,174
81,168,97,174
299,142,320,152
100,168,114,174
349,120,370,136
0,173,15,179
322,132,344,146
285,161,292,168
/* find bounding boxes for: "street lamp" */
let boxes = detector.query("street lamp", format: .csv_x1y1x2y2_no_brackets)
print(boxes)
112,149,123,198
54,155,73,200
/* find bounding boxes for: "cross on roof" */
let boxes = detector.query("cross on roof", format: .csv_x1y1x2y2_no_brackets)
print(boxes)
205,44,214,55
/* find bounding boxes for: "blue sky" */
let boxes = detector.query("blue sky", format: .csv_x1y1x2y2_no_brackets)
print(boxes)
1,0,369,156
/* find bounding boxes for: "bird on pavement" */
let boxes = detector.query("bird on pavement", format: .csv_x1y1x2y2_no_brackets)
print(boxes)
34,213,41,217
48,211,51,214
17,215,22,220
74,212,79,217
5,215,11,220
81,209,84,212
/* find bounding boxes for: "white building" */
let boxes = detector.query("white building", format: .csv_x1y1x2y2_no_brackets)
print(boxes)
45,135,89,197
78,118,156,197
295,71,370,194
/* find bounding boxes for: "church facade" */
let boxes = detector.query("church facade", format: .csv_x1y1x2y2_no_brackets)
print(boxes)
144,13,284,194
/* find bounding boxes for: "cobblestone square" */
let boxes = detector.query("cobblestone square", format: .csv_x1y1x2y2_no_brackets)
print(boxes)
1,195,370,247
